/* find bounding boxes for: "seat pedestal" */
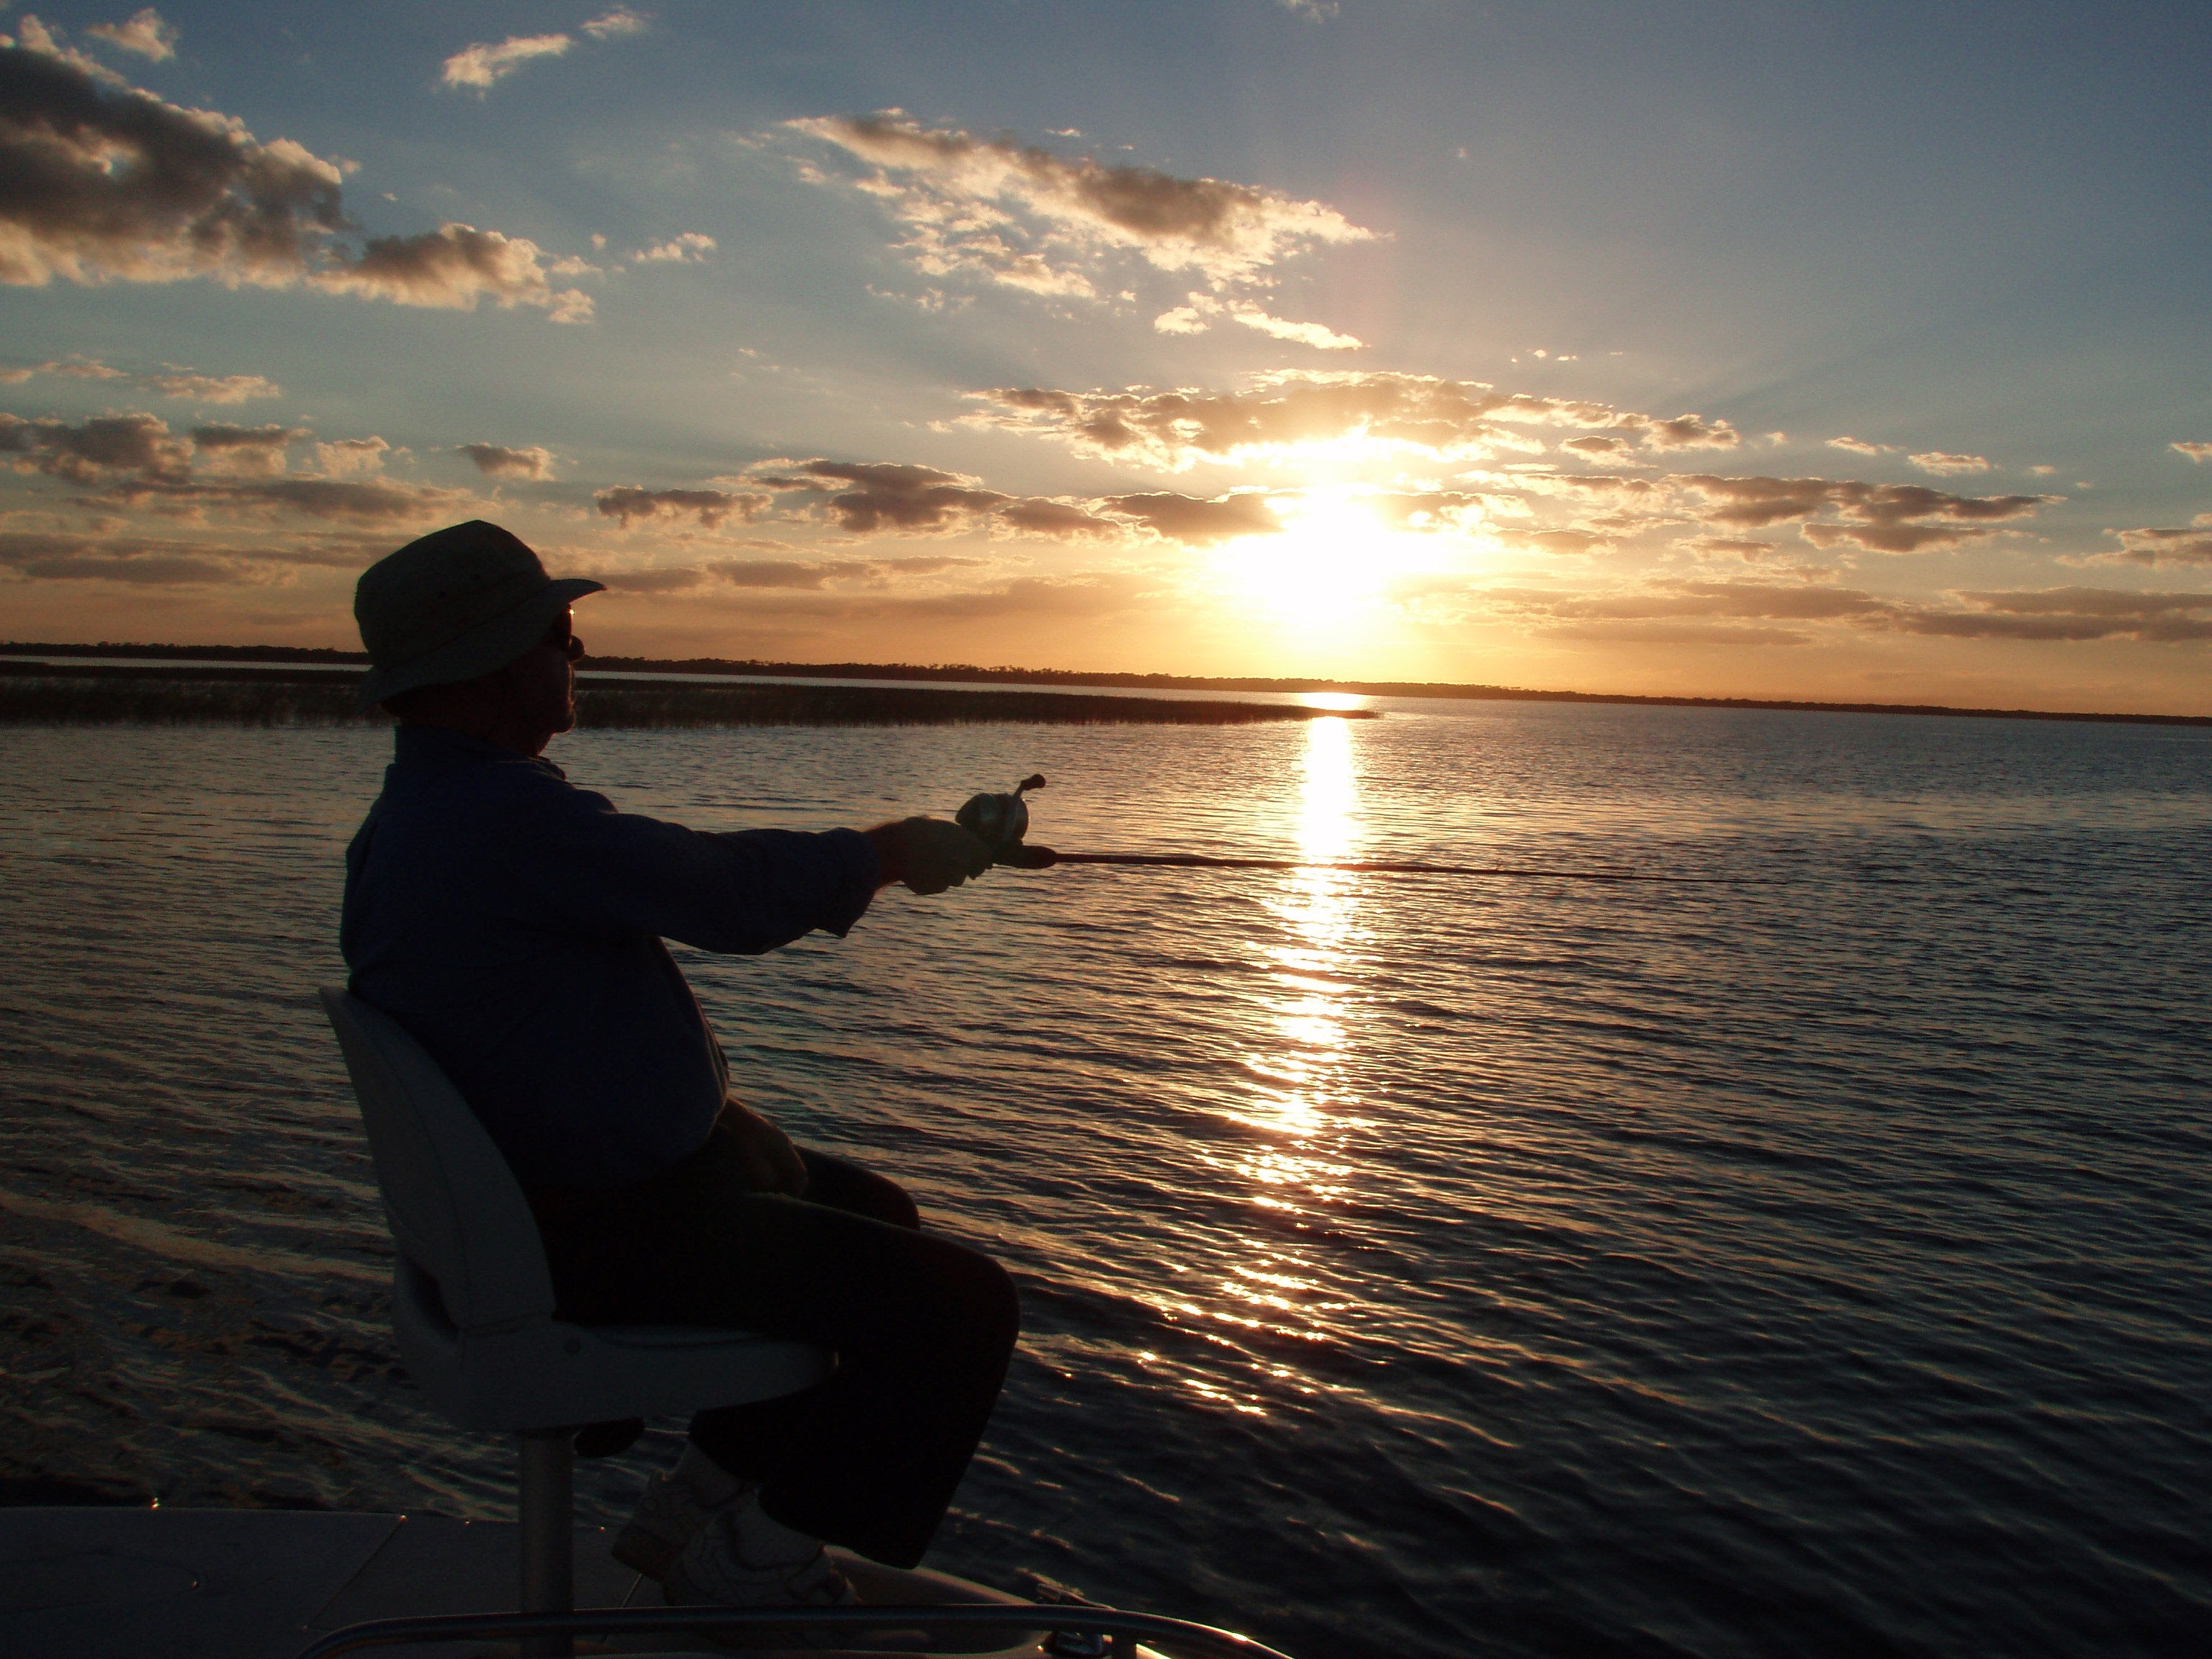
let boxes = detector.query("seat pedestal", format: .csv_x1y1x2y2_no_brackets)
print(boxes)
518,1430,575,1658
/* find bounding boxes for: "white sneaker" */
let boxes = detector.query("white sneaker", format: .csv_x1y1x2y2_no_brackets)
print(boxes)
662,1501,859,1647
613,1447,751,1581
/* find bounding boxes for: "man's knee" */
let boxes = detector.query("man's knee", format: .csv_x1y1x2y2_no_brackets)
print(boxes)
944,1241,1020,1349
799,1147,921,1231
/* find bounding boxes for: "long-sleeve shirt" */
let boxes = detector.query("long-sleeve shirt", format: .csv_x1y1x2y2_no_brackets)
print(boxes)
341,725,880,1190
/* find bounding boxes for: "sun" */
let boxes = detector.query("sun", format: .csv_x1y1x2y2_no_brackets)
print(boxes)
1213,486,1455,630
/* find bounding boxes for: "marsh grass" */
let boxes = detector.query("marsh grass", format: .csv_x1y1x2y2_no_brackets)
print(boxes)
0,666,1366,728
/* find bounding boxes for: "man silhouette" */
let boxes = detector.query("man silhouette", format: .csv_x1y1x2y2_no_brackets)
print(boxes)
341,520,1017,1615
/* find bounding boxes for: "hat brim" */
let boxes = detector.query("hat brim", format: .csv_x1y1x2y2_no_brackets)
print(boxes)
356,577,604,709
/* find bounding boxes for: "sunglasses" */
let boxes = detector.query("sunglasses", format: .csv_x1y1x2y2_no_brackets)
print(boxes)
542,616,584,660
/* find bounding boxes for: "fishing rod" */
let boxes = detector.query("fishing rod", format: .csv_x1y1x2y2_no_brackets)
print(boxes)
956,775,1776,886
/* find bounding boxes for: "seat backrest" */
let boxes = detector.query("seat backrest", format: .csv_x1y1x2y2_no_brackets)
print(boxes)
319,986,555,1332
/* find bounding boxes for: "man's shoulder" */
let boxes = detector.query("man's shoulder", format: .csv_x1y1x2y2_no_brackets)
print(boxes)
390,728,572,790
376,730,603,832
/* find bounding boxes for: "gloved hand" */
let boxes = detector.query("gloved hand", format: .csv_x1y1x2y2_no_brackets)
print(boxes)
865,816,994,895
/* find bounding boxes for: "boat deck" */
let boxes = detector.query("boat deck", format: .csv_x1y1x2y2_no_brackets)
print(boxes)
0,1506,1043,1658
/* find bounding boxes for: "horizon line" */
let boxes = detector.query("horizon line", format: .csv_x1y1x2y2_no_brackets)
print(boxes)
1,642,2206,729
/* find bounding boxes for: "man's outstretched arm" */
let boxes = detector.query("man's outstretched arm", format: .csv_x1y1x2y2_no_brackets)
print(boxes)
513,772,993,955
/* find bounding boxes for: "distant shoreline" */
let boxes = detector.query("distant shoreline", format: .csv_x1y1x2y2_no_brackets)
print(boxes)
3,641,2206,728
0,660,1359,729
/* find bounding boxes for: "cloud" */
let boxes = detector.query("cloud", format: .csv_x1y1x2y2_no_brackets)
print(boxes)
1910,451,1992,475
595,486,769,529
0,356,124,384
1495,526,1611,557
788,112,1372,301
2172,441,2212,463
753,460,1010,534
995,497,1128,538
1899,588,2212,642
459,442,555,480
0,41,345,286
1633,413,1741,450
1100,490,1281,545
315,436,390,477
1514,472,1665,504
1545,621,1810,645
0,45,591,319
1277,0,1341,18
1225,301,1363,351
603,552,984,595
606,558,863,593
715,559,860,590
0,525,395,584
1799,521,2000,554
968,373,1730,470
318,223,594,320
581,7,649,38
440,10,646,90
603,458,1278,547
1359,490,1493,532
634,232,715,264
142,367,281,403
1460,577,1897,644
1827,436,1889,456
887,572,1154,622
0,357,281,402
441,33,572,91
0,403,472,523
108,475,472,521
1561,435,1643,461
1672,476,1841,528
0,529,248,584
1676,475,2051,554
2092,525,2212,567
1454,577,2212,647
7,14,130,84
1825,480,2051,538
593,560,1152,626
0,410,190,482
86,8,176,60
1678,536,1779,562
1149,291,1364,350
189,421,301,476
962,378,2062,567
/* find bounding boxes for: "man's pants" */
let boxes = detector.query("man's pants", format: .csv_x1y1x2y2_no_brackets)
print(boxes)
531,1115,1020,1568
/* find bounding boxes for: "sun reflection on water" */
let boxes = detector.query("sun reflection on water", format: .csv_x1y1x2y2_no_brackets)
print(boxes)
1247,716,1364,1136
1198,716,1371,1388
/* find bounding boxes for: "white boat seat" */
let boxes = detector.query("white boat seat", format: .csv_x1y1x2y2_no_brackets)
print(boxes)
320,985,833,1653
320,986,834,1433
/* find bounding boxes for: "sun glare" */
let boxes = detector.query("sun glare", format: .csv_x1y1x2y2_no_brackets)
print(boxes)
1214,487,1455,631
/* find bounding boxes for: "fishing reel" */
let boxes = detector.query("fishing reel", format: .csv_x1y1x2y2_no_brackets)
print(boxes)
957,773,1057,868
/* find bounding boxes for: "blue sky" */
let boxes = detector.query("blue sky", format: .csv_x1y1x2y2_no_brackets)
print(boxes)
3,1,2208,711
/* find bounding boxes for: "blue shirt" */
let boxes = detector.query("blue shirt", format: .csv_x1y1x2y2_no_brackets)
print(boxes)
341,726,880,1190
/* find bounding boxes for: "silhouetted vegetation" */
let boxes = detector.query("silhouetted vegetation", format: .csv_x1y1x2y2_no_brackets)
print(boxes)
0,665,1364,728
6,640,2204,724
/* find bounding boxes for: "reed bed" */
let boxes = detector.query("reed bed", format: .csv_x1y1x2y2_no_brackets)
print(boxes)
0,667,1367,728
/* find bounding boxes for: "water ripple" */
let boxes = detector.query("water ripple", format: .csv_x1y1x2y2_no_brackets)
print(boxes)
1,708,2207,1657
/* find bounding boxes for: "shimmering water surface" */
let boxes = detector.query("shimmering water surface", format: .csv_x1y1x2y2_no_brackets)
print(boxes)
1,700,2206,1659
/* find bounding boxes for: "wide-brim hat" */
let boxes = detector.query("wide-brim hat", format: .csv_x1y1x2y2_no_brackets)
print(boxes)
354,520,603,709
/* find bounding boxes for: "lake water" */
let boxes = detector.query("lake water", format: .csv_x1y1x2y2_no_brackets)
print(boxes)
1,700,2206,1659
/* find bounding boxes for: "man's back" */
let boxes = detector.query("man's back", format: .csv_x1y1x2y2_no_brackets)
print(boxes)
342,724,878,1190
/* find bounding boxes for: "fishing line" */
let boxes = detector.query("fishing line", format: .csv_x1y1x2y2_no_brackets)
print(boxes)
956,775,1781,886
1019,850,1768,884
